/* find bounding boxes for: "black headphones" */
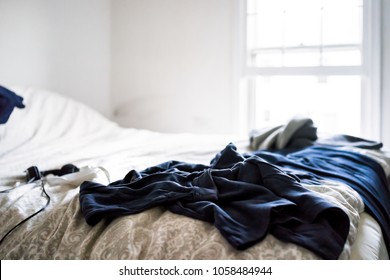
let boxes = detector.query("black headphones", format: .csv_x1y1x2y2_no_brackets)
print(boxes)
25,164,80,182
0,163,80,247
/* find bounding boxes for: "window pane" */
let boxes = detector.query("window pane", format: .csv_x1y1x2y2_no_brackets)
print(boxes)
322,47,361,66
284,0,321,47
247,0,363,67
254,76,361,136
284,48,320,67
255,49,283,67
322,0,362,45
251,0,285,48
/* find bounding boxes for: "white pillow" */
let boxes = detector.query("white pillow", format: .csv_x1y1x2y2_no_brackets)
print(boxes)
0,86,116,156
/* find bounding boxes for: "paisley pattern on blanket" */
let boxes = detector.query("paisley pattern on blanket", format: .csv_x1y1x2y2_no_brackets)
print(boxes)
0,178,362,260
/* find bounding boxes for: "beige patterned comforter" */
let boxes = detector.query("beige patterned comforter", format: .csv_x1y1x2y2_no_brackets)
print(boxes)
0,174,363,260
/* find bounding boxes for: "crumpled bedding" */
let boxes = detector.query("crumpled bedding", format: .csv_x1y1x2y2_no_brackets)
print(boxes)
0,86,386,259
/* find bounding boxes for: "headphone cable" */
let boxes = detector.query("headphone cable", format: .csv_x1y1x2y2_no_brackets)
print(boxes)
0,179,51,246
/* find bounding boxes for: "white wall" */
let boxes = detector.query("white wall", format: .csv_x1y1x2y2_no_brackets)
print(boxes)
111,0,236,134
0,0,111,117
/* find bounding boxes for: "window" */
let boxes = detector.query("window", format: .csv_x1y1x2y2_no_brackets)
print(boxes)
241,0,381,139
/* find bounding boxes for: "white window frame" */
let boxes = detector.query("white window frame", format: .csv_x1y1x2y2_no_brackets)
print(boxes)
361,0,381,140
234,0,381,140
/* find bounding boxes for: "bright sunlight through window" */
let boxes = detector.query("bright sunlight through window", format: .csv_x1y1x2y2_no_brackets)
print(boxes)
245,0,364,136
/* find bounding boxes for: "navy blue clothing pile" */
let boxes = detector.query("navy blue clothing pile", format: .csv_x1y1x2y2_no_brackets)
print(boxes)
0,85,25,124
80,143,352,259
252,145,390,255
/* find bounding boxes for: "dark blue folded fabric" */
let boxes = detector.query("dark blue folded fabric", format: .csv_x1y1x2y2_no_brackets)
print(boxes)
0,85,25,124
251,145,390,254
80,143,350,259
316,134,383,150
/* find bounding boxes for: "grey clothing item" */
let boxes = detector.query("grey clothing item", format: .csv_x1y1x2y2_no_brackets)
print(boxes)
250,117,318,150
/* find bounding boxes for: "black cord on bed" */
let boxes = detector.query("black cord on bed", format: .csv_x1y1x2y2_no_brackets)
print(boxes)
0,179,51,246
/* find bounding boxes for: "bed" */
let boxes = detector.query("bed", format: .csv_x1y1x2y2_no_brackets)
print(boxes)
0,86,389,260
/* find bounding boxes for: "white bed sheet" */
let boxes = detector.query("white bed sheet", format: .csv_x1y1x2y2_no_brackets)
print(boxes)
351,212,388,260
